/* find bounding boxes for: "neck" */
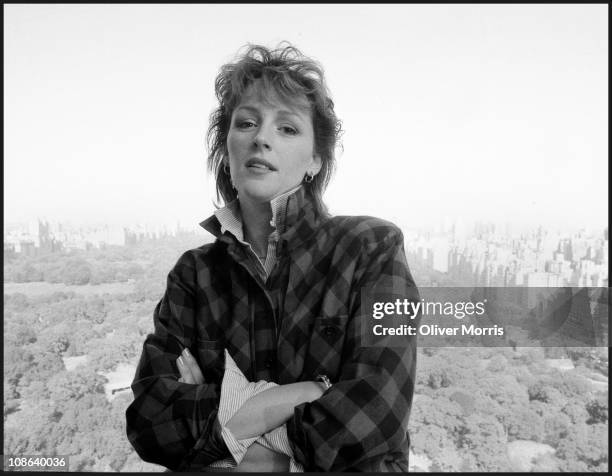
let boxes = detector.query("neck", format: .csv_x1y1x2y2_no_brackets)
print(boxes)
240,198,273,257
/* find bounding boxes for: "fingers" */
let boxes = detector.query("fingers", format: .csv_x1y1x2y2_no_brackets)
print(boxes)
177,355,195,384
182,348,205,384
176,348,205,385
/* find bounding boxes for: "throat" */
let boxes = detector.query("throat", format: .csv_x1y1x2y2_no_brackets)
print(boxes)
245,229,270,263
240,201,274,259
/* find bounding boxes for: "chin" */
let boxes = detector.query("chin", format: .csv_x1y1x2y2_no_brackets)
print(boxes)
238,183,279,204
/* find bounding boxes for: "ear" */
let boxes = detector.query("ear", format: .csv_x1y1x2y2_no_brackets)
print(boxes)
310,153,322,176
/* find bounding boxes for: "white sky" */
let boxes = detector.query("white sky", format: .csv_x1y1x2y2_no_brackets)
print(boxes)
4,4,608,232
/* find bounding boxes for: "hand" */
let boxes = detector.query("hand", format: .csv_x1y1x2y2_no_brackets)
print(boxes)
176,348,204,384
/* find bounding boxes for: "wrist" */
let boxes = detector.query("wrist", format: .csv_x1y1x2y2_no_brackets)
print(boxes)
307,381,326,401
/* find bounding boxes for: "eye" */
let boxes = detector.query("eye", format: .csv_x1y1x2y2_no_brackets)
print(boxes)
280,125,298,135
236,119,257,129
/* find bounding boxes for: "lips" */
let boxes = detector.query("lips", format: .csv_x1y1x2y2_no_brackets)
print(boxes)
246,157,277,171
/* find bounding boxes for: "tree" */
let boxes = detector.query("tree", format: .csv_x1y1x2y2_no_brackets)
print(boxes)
4,344,36,395
456,413,510,471
4,385,20,418
527,381,564,406
585,396,608,425
4,400,57,455
501,405,544,442
411,395,465,436
542,412,571,446
486,354,507,372
427,368,454,389
410,421,457,461
5,320,37,346
4,292,30,310
449,391,475,416
556,422,608,471
56,368,106,398
63,261,92,285
561,400,589,425
549,372,592,400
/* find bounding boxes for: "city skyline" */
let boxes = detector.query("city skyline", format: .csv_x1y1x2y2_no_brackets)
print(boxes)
5,217,608,289
4,215,609,238
4,5,608,230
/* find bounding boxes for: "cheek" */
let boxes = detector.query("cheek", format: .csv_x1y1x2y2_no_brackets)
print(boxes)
290,140,316,169
226,133,246,160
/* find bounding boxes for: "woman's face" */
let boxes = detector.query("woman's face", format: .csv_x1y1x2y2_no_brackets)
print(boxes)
226,83,321,205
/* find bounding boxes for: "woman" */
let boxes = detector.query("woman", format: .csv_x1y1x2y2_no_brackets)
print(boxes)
126,43,419,472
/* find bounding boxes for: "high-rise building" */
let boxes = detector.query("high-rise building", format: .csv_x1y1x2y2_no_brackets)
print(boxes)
431,237,450,273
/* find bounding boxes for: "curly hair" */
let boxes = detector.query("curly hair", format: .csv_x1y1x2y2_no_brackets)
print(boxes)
206,42,343,215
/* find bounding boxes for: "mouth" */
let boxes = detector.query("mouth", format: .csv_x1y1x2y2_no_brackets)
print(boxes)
246,157,277,171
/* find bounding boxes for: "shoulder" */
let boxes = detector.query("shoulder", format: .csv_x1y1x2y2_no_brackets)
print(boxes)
327,215,404,243
324,215,405,255
169,242,218,276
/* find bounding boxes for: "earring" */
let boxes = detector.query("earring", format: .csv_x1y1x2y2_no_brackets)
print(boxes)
303,171,314,183
223,163,236,190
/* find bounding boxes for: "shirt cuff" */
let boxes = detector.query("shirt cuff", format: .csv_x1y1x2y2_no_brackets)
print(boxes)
221,425,259,465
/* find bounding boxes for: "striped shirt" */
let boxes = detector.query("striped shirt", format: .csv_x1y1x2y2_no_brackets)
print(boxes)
207,350,304,471
208,187,304,471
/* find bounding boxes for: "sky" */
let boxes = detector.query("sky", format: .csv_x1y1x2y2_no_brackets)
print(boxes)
4,4,608,232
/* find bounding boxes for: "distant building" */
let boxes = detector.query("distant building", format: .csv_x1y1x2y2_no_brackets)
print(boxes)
525,271,563,288
38,220,63,254
19,240,37,257
4,242,16,260
431,238,449,273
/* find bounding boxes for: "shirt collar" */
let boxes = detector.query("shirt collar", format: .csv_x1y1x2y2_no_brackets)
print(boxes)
200,184,304,241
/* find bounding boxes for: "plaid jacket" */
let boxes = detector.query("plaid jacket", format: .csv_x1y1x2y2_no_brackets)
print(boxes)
126,188,419,471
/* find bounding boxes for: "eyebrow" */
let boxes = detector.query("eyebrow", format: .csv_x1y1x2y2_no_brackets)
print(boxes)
234,105,306,122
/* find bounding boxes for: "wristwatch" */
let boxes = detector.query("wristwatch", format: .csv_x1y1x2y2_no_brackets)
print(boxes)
316,374,332,390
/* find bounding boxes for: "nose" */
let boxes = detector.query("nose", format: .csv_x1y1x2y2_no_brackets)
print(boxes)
253,124,272,150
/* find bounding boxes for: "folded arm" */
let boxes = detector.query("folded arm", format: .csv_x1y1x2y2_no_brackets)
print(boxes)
189,349,320,470
226,381,325,439
286,226,420,471
125,252,230,471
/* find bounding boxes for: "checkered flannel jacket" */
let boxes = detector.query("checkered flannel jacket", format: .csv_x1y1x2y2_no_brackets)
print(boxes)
126,188,420,471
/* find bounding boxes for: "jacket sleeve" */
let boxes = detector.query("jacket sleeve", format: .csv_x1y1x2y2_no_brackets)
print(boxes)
125,251,230,470
286,225,420,471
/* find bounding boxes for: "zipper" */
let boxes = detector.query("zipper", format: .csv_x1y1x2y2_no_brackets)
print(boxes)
271,252,290,350
229,247,279,374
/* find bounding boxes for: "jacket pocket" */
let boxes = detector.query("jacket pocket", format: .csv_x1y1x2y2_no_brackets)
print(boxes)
304,315,349,380
194,338,225,383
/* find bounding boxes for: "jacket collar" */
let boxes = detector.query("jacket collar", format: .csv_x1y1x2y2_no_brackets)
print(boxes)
199,186,327,254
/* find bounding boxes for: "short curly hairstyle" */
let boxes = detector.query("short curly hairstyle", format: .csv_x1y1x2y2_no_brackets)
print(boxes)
206,42,343,215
